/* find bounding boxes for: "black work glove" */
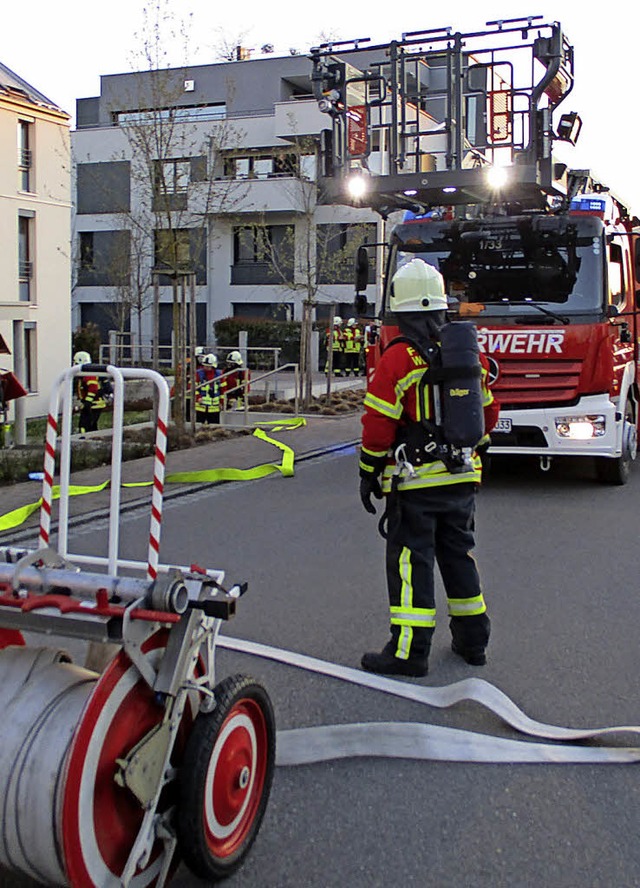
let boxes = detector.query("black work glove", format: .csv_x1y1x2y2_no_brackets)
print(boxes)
360,474,383,514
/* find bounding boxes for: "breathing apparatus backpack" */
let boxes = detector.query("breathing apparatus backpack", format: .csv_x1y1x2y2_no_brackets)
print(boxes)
391,321,485,474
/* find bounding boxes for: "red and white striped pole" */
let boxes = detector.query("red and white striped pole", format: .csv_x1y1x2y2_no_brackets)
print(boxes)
38,372,67,550
132,369,170,582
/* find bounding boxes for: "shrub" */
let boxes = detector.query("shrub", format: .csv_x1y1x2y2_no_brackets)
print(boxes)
72,323,102,363
214,317,301,368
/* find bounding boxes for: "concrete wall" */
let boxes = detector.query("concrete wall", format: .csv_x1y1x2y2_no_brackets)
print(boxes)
0,88,71,420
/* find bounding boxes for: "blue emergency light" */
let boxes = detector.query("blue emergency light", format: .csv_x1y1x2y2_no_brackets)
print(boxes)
569,195,608,217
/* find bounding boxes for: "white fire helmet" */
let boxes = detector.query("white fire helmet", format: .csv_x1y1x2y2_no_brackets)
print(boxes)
227,350,243,367
73,351,91,365
333,316,343,325
202,353,218,368
390,258,448,313
347,317,357,326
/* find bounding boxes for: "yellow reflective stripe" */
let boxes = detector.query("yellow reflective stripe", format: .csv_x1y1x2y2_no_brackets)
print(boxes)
396,626,412,660
364,391,402,419
481,366,494,406
381,456,482,492
395,547,413,659
361,445,387,459
448,595,487,617
390,606,437,627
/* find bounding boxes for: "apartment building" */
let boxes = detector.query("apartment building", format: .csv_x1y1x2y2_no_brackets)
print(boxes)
0,62,71,419
72,52,381,352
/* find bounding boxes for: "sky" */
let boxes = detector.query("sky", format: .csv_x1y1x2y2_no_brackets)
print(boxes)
3,0,640,211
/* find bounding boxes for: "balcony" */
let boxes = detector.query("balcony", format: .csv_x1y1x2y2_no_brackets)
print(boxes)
191,176,317,216
274,99,327,141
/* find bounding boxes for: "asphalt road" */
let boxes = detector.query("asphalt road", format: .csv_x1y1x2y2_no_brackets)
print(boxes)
5,450,640,887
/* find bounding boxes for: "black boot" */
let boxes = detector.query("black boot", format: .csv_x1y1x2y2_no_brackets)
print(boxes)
450,614,490,666
451,641,487,666
361,640,428,677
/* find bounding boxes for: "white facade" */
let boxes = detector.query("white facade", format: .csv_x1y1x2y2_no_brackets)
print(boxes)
71,55,382,353
0,63,71,419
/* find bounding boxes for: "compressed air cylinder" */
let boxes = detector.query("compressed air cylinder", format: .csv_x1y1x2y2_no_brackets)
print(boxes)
439,321,485,448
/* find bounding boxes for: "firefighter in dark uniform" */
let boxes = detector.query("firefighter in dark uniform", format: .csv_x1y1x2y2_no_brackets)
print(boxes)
358,258,499,677
73,350,106,434
195,353,221,424
325,316,345,377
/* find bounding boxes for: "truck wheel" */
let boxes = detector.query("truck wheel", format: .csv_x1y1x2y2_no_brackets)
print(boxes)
176,674,275,881
595,399,637,485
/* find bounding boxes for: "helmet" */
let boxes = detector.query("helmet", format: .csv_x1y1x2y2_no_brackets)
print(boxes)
202,353,217,368
333,316,343,325
227,350,243,367
73,351,91,365
390,258,448,313
347,317,357,326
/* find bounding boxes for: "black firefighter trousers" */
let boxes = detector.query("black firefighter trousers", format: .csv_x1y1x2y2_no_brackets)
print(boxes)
385,482,490,661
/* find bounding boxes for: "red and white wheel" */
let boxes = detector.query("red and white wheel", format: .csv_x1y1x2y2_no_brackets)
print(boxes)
176,674,275,881
61,630,197,887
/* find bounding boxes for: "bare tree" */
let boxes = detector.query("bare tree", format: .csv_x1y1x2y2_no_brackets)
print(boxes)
239,135,376,406
73,0,247,428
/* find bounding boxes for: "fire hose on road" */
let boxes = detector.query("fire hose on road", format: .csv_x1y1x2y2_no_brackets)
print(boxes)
1,366,639,888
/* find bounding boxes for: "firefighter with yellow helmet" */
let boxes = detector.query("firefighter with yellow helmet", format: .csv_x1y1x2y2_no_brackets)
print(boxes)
73,351,106,434
358,258,499,677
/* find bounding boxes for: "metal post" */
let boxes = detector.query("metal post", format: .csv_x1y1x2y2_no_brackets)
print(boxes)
189,273,196,436
152,274,160,371
239,330,248,367
326,304,335,399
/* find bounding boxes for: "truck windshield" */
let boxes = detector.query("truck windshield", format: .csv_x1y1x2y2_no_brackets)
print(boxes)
389,214,605,319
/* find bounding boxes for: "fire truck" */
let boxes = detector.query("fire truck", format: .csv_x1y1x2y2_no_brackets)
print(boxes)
310,17,640,483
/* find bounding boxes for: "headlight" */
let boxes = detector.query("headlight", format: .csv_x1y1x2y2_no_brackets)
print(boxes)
347,174,368,200
486,165,509,190
555,415,606,439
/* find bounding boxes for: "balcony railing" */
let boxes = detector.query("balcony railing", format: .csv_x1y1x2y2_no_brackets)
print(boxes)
18,260,33,279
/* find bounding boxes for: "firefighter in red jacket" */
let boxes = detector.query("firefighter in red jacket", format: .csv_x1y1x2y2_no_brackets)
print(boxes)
73,350,106,434
359,258,499,677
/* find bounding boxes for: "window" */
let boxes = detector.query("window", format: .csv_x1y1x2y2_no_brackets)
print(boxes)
232,302,293,321
77,162,131,214
116,104,226,125
18,214,33,302
608,241,626,307
316,223,377,285
18,121,33,192
152,157,206,211
77,231,131,287
23,323,37,393
223,152,301,180
231,225,294,284
80,303,131,344
154,228,207,285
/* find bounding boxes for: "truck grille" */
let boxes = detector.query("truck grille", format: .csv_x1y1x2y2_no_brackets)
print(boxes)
491,358,582,407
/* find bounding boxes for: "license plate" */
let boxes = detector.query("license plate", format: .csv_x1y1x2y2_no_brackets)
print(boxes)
493,418,512,433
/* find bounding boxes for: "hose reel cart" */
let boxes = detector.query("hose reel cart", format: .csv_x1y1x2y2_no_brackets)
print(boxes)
0,364,275,887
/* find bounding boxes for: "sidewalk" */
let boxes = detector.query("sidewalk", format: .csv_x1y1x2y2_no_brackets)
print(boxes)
0,411,363,542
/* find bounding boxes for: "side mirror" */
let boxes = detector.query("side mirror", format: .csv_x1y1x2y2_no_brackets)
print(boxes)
355,245,369,293
354,293,368,315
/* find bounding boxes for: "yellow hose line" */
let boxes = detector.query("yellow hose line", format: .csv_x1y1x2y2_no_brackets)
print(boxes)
0,419,304,533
